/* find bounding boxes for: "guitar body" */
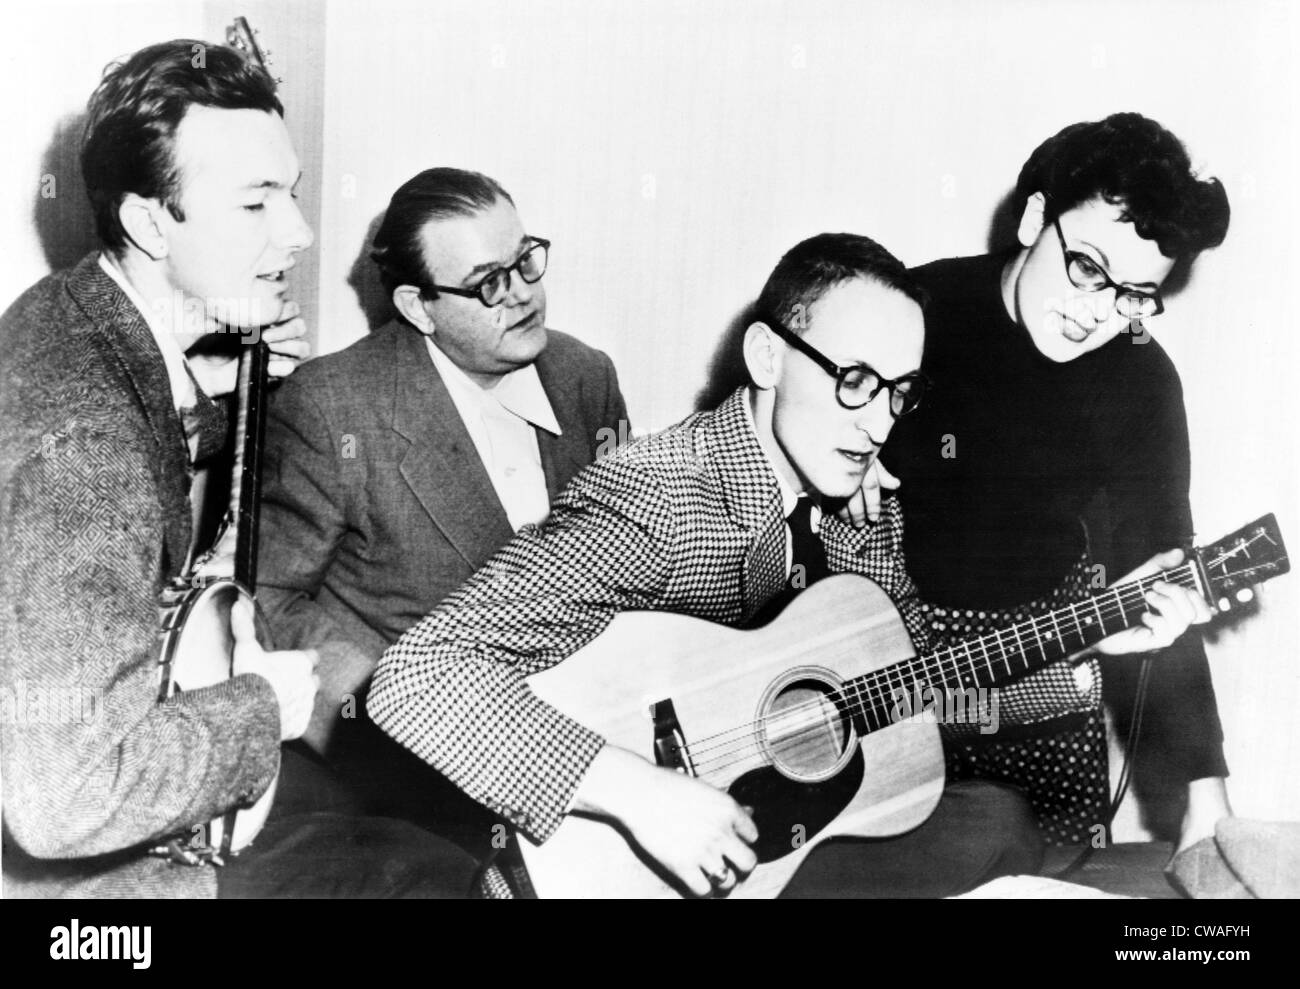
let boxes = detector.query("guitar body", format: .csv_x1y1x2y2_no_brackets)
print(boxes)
521,575,945,898
156,578,278,855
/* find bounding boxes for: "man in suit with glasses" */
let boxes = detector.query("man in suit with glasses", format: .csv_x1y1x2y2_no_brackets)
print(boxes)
258,167,629,852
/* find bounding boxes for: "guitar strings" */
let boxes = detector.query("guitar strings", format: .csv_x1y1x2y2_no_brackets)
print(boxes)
687,568,1195,775
687,544,1275,777
687,575,1197,778
680,564,1202,778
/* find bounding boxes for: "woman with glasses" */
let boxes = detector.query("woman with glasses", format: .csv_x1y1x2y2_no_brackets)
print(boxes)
885,113,1233,881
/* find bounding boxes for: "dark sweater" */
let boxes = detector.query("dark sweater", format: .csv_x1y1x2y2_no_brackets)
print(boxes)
888,252,1227,781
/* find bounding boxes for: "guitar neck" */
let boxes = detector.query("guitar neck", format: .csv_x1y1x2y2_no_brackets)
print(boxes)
840,561,1206,736
229,340,270,591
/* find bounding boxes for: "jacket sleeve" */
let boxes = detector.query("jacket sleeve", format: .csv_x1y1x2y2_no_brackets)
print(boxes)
258,375,384,754
0,423,281,860
368,461,675,843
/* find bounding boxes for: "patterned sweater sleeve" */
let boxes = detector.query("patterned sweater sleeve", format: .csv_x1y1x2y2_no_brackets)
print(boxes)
368,459,676,843
822,493,933,654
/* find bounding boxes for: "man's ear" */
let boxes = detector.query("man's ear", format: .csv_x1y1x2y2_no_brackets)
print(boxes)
118,193,169,261
743,320,783,390
1017,191,1048,248
392,285,434,335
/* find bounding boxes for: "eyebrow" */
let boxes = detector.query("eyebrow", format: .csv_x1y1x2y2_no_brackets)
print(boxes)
462,235,532,280
1076,238,1161,292
243,171,304,193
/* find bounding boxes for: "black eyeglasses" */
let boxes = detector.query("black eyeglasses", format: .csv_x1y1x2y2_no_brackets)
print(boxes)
763,313,931,417
424,237,551,307
1051,218,1163,319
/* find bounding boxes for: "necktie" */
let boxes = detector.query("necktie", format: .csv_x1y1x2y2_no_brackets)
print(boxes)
787,495,830,591
746,496,831,628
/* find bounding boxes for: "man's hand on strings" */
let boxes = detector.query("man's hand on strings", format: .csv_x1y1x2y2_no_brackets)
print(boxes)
572,745,758,897
1094,549,1214,656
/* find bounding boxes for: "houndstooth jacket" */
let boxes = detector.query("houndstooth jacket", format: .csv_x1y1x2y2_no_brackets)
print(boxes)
368,387,931,845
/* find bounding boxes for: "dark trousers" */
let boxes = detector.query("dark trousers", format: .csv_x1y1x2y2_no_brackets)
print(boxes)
215,746,479,898
781,780,1044,898
216,812,477,899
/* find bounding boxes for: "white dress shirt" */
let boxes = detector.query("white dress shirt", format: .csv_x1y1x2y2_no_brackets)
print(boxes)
741,387,822,578
424,336,562,531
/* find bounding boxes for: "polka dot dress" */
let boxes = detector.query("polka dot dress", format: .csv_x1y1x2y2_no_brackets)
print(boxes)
919,555,1111,846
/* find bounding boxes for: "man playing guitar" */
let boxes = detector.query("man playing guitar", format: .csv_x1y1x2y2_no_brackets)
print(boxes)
368,232,1212,897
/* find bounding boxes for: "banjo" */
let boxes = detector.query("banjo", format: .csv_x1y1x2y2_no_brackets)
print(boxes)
152,17,281,866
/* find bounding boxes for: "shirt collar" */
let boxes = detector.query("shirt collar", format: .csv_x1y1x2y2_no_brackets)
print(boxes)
741,386,805,520
98,252,196,415
424,336,562,436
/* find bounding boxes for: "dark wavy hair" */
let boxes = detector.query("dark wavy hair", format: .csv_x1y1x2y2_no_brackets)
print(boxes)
756,232,926,334
81,40,282,253
1017,112,1230,260
370,168,514,298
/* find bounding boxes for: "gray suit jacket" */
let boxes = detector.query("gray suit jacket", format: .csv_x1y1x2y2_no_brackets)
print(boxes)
258,320,629,752
0,254,281,898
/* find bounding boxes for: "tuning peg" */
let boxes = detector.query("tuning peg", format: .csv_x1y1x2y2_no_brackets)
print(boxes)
1236,588,1254,603
1218,596,1230,612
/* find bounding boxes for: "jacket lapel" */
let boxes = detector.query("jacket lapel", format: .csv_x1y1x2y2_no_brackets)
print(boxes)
65,255,193,577
706,390,787,621
389,327,515,570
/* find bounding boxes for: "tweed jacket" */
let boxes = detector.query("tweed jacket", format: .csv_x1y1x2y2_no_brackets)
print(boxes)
0,254,281,898
257,320,628,752
368,388,930,844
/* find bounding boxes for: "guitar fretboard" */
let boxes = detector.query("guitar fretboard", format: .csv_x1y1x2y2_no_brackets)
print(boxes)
837,563,1202,736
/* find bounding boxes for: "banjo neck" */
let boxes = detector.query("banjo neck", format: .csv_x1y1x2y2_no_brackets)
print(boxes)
228,338,270,593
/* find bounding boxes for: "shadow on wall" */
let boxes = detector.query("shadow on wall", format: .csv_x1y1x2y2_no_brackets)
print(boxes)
347,211,396,333
34,113,98,271
694,299,759,413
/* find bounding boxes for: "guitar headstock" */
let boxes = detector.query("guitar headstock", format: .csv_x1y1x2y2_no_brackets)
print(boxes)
226,16,275,80
1194,514,1290,611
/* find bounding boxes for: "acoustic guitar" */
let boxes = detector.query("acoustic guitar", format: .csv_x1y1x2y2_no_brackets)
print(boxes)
520,514,1289,897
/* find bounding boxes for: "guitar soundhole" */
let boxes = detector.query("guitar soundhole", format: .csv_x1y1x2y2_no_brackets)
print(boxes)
759,672,853,783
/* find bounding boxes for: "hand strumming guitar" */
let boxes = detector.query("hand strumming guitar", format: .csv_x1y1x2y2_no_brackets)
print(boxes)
571,745,759,897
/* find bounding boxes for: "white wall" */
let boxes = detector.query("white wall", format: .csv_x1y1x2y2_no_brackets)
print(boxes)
1,2,207,307
7,0,1299,835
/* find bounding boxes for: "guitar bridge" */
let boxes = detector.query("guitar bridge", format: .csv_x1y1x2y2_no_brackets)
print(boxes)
651,699,696,775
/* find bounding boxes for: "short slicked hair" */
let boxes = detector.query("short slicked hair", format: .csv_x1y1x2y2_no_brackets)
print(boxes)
370,168,514,297
756,232,926,333
82,39,283,253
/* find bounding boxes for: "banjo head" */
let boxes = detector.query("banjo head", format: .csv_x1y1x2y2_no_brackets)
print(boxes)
155,578,278,856
159,579,273,693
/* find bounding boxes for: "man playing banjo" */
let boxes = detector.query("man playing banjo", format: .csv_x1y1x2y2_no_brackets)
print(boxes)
0,37,473,897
